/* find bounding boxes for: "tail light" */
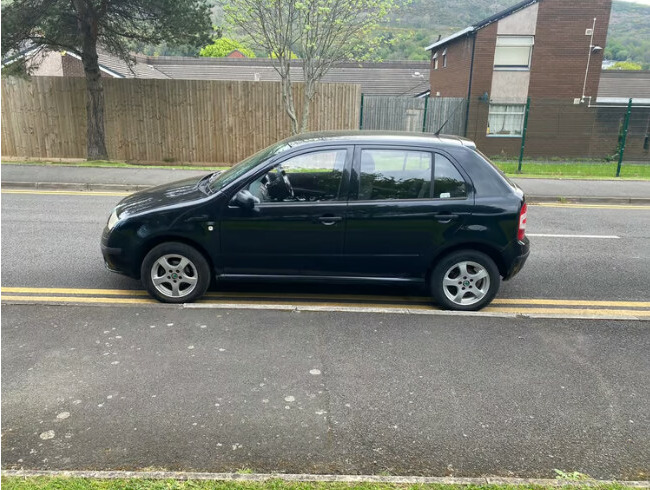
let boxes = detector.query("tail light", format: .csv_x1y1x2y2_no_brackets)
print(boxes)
517,202,528,241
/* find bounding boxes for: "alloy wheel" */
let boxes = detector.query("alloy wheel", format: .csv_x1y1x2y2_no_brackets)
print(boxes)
442,260,491,306
150,254,199,298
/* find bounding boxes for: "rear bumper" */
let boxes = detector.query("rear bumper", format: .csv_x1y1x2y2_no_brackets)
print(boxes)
502,236,530,280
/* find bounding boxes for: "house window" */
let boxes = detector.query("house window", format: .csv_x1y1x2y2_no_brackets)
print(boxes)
487,104,526,136
442,48,447,68
494,36,534,70
433,51,438,70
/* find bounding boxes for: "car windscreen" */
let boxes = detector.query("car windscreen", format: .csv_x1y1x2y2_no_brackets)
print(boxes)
208,143,289,193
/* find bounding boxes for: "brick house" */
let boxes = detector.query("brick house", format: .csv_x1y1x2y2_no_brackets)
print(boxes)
424,0,644,159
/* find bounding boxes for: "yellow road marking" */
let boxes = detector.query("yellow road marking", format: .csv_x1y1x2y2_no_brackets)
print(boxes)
3,294,649,317
2,286,429,303
3,287,650,309
2,287,149,296
492,298,650,308
0,295,420,309
530,203,649,210
1,295,155,304
1,189,131,197
484,307,650,317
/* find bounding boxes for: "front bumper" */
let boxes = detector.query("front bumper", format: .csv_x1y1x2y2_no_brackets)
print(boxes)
101,226,138,277
101,242,125,273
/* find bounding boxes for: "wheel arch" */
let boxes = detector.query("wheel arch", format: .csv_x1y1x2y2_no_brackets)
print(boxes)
426,241,507,284
136,235,215,280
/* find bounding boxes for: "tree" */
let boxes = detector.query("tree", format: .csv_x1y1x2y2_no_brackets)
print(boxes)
200,37,256,58
606,61,642,71
225,0,397,135
1,0,212,160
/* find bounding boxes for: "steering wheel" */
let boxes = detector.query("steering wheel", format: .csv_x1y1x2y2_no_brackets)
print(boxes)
281,170,295,199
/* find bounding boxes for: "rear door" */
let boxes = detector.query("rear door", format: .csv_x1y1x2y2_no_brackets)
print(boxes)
342,145,474,279
219,146,353,276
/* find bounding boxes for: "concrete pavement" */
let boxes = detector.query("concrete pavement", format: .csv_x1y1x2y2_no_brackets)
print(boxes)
2,304,649,478
2,163,650,203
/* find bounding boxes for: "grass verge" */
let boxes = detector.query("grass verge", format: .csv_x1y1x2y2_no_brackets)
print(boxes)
0,478,642,490
494,162,650,180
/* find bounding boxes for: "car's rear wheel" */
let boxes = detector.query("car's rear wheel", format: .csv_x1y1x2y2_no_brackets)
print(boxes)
141,242,210,303
430,250,500,311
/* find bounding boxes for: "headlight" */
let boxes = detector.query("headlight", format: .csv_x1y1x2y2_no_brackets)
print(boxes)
107,209,120,230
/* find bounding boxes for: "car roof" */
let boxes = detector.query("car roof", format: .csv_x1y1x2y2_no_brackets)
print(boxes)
280,130,476,149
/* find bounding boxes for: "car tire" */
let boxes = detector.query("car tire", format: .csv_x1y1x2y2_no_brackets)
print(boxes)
141,242,211,304
430,250,500,311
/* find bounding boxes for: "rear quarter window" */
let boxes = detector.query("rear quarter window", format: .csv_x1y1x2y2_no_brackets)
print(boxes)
446,146,516,197
434,153,467,199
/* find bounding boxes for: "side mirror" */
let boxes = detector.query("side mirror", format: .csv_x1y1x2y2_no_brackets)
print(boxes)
230,190,257,211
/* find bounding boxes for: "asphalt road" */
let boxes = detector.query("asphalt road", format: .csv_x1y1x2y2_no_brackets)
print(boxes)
2,190,650,478
2,191,649,301
2,304,649,479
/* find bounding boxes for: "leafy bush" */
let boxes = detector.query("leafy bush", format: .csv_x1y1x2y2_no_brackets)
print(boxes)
200,37,256,58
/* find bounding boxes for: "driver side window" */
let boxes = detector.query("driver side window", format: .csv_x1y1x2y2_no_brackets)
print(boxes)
246,149,347,203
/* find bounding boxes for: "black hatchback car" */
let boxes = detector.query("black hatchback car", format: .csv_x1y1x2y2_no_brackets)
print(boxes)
101,131,529,311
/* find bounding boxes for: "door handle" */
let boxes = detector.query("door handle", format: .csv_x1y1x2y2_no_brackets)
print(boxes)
317,215,343,225
435,213,459,222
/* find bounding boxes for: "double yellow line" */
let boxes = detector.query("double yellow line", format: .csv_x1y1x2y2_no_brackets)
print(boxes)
2,189,132,197
2,287,650,318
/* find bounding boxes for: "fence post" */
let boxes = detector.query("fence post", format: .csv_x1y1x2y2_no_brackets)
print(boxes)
359,93,364,130
616,98,633,178
421,96,429,133
517,97,531,173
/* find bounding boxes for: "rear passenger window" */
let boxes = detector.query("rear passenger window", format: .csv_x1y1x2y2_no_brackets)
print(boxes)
434,154,467,199
359,149,432,200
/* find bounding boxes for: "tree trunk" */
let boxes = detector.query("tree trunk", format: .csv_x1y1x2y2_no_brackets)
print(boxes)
300,80,316,134
282,77,299,135
277,58,299,135
83,54,108,160
75,0,108,160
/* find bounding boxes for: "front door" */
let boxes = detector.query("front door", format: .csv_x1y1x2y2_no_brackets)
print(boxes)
219,146,352,277
342,146,474,279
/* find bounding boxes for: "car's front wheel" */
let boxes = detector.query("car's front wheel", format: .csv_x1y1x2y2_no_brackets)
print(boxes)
141,242,210,303
430,250,500,311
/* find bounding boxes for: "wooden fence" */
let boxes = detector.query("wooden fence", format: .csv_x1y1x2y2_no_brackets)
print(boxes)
1,77,362,165
361,95,467,136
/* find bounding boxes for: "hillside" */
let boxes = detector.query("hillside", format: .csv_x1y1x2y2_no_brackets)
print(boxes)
376,0,650,66
605,1,650,67
124,0,650,67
